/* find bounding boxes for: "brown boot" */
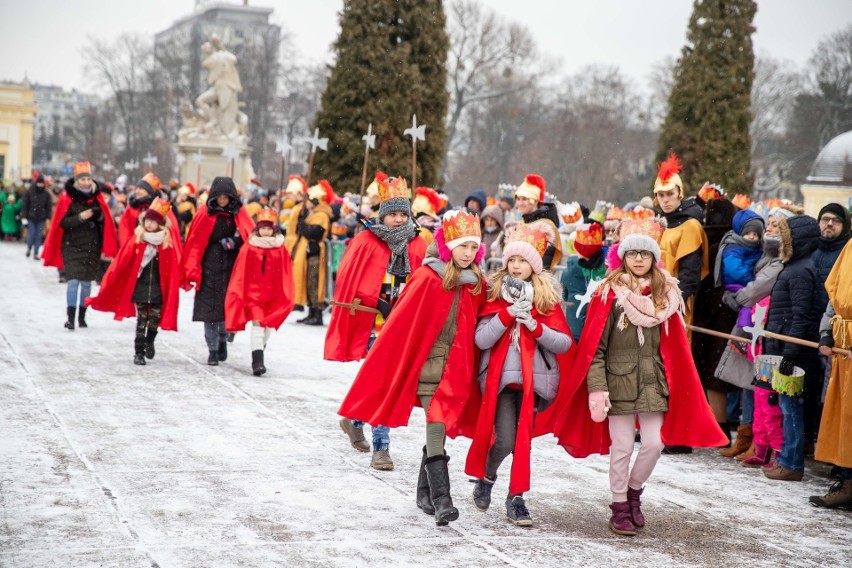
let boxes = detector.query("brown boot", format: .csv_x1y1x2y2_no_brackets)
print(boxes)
720,424,753,458
809,479,852,509
763,465,803,481
735,440,756,462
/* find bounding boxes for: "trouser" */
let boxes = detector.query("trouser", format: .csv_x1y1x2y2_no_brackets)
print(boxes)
135,303,162,340
752,388,784,450
485,389,523,481
204,321,227,351
608,413,665,502
740,389,755,426
66,279,92,307
26,220,45,253
351,336,390,451
306,256,323,308
419,394,447,458
250,322,272,351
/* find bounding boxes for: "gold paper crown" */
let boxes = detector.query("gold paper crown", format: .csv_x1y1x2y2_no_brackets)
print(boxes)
508,224,548,256
142,172,161,191
628,206,654,220
619,218,665,242
442,209,481,244
146,197,172,223
606,207,626,221
378,176,410,202
73,161,92,177
559,201,583,224
698,182,724,202
366,171,387,199
575,223,603,246
731,194,752,209
256,207,278,225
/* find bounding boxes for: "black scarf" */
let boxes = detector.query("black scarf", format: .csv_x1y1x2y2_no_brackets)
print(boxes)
369,219,418,276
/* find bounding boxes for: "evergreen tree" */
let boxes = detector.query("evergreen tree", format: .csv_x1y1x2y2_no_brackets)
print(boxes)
313,0,449,193
656,0,756,195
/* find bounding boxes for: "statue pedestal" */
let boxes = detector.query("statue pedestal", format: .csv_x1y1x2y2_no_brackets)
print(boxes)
177,137,254,190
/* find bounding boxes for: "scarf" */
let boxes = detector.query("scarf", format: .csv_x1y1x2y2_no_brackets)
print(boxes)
423,255,481,286
713,230,762,287
500,277,534,349
139,230,166,275
249,234,285,249
605,272,683,345
369,219,417,276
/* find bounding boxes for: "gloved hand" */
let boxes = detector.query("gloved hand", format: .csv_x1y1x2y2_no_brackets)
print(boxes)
507,299,532,318
502,276,526,302
722,291,740,312
767,392,779,406
376,298,392,320
588,391,611,423
779,357,796,377
516,310,538,332
220,237,236,250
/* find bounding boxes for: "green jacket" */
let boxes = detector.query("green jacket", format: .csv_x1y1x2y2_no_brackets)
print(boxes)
1,195,22,234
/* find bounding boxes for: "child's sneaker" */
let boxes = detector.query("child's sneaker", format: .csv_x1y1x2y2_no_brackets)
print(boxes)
506,495,532,527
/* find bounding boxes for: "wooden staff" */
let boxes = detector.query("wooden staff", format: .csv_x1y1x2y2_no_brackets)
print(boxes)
330,298,380,316
686,324,851,358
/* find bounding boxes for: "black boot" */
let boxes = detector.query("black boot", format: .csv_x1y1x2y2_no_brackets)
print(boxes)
251,350,266,376
134,337,146,365
64,307,76,330
208,350,219,366
425,454,459,526
217,340,228,362
296,307,314,324
77,307,88,328
416,446,435,515
145,329,157,360
472,475,496,511
305,307,324,326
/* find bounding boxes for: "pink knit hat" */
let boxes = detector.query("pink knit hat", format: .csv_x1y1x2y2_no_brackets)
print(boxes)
502,224,548,275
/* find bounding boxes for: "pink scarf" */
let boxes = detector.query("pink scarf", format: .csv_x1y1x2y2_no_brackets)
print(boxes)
604,271,683,345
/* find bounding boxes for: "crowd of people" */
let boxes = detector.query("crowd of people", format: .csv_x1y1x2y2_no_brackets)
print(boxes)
3,154,850,535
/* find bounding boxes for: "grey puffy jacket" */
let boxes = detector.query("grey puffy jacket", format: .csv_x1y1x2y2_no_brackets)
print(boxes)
475,312,571,401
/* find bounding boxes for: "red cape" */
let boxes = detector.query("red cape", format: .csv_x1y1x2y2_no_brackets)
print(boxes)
338,265,486,438
225,240,295,331
180,205,253,291
551,290,727,457
324,231,428,362
465,299,575,495
42,192,118,269
119,204,184,255
85,236,181,331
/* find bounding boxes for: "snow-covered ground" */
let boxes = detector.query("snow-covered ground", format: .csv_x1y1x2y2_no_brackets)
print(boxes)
1,240,850,568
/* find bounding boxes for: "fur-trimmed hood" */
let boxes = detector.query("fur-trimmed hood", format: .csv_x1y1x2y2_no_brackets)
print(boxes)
778,215,819,263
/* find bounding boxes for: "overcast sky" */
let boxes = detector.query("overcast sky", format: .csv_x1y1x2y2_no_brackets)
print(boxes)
1,0,849,93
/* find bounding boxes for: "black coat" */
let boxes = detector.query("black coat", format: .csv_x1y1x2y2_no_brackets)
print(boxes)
22,184,52,223
191,212,243,322
133,254,163,305
59,179,107,281
765,216,820,364
811,234,850,316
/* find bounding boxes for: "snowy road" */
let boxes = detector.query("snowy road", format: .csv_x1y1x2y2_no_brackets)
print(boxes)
1,241,850,567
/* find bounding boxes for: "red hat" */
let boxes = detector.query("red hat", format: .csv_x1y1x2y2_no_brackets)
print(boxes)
514,174,546,202
143,197,171,226
574,222,604,260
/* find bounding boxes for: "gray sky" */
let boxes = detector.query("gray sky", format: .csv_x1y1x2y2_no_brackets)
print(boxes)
1,0,850,92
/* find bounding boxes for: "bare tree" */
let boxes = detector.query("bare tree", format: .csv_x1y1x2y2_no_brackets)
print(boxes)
750,55,802,152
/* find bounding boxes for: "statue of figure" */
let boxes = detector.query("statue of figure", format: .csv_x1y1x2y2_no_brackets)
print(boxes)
194,36,244,139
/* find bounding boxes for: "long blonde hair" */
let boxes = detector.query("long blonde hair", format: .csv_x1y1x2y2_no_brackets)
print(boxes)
602,262,669,310
443,259,483,295
487,268,561,314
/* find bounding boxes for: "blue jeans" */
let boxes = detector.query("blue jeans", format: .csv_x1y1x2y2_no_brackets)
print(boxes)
351,333,390,451
778,393,805,472
26,220,45,253
740,389,754,426
66,279,92,307
726,391,741,423
204,322,227,351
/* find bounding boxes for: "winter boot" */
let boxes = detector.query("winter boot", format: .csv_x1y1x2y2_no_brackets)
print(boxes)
25,247,31,257
763,464,803,481
742,445,772,467
251,350,266,376
626,486,645,528
662,445,693,455
305,307,324,326
506,495,533,527
472,476,496,512
64,307,76,330
217,340,228,362
608,502,636,536
208,350,219,366
134,337,146,365
425,454,459,526
735,441,756,462
77,307,88,328
338,418,370,452
809,479,852,509
145,330,157,360
296,308,314,323
416,446,435,515
720,424,753,458
762,449,780,470
371,450,394,471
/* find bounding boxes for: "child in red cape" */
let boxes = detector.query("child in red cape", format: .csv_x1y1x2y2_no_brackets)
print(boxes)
465,224,574,527
326,176,429,472
338,209,486,527
551,219,726,537
225,208,295,376
118,173,183,253
87,197,180,365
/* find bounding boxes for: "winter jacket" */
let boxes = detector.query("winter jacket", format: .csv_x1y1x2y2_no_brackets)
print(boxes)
1,195,21,234
561,251,606,340
660,199,707,300
586,303,668,416
59,180,107,281
480,204,504,261
764,215,821,363
21,184,52,223
132,254,163,305
464,189,487,212
475,310,571,401
811,233,850,317
192,211,243,322
418,289,459,397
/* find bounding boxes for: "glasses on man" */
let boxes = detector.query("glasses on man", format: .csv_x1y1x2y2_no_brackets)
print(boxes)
819,216,842,225
624,250,653,260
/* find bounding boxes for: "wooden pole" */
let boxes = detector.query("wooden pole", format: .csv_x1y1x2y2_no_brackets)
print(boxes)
306,150,316,186
196,164,201,188
359,145,370,200
687,324,851,359
278,155,286,197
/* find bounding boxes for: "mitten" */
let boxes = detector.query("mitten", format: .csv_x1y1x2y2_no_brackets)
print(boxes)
779,357,795,377
722,291,740,312
516,311,538,332
502,276,525,302
507,299,532,318
21,218,28,226
588,391,611,423
220,237,236,250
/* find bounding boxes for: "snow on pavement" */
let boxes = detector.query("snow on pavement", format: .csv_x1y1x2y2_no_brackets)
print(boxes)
1,241,850,567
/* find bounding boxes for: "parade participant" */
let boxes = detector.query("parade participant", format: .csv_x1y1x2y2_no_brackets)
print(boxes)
225,208,294,376
173,183,197,240
466,225,573,527
562,222,606,343
2,192,22,240
328,176,428,470
181,176,253,365
86,198,180,365
513,174,562,269
811,238,852,508
338,209,486,526
22,174,52,259
411,185,442,245
288,180,334,326
464,189,487,214
119,173,183,251
43,162,118,330
551,218,726,536
282,175,308,244
480,204,504,267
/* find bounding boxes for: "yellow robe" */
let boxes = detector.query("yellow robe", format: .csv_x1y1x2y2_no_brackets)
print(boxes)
287,201,332,306
659,218,709,340
815,240,852,468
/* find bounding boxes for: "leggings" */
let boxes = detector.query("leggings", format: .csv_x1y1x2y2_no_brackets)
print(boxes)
608,413,665,502
250,322,272,351
135,303,162,340
485,389,523,482
419,394,447,458
66,279,92,307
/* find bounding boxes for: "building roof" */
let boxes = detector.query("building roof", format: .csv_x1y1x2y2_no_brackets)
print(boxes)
807,130,852,185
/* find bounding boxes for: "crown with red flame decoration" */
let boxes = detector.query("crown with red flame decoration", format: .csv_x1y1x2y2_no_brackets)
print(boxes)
143,197,172,226
574,222,604,260
442,209,481,250
73,161,93,179
514,174,546,203
412,186,441,217
377,176,410,202
731,194,752,210
697,182,724,203
653,153,683,195
628,206,654,220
